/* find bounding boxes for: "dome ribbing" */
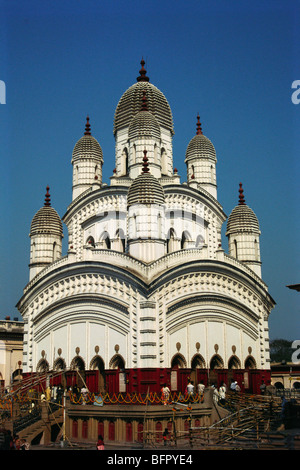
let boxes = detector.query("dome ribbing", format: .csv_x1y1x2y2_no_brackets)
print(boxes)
185,115,216,162
114,60,174,136
226,184,260,235
127,151,165,206
30,187,63,237
72,117,103,163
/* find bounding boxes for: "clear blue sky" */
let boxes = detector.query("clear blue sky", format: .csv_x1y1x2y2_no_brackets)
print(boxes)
0,0,299,341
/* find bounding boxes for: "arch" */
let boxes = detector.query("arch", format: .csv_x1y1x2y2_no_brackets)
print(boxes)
161,148,167,175
36,358,49,373
132,144,136,164
210,354,224,369
99,231,111,249
109,354,125,369
122,147,129,175
154,143,158,163
90,355,105,371
53,357,66,371
191,354,206,369
195,235,205,248
274,381,284,390
70,355,86,371
86,235,95,248
171,353,187,369
244,355,257,369
228,355,241,369
115,228,126,252
233,239,238,259
181,230,191,249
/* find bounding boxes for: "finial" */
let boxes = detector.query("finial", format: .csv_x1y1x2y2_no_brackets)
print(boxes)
137,58,150,82
142,149,150,173
44,186,51,206
196,114,203,135
84,116,91,135
238,183,246,205
141,90,148,111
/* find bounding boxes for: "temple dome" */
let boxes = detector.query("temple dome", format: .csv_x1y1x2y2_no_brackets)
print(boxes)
114,59,174,136
30,187,63,237
127,151,165,206
72,117,103,163
185,116,216,162
226,184,260,235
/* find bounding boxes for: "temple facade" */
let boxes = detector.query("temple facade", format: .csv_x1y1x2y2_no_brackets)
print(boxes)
17,60,275,394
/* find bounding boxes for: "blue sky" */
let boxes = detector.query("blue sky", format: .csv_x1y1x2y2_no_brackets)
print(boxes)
0,0,299,341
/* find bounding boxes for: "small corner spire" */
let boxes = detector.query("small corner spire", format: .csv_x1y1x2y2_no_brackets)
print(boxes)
137,58,150,82
196,114,203,135
142,149,150,173
238,182,246,205
84,116,91,135
44,186,51,206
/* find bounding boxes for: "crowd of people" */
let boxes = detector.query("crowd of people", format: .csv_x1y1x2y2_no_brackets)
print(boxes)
0,429,30,450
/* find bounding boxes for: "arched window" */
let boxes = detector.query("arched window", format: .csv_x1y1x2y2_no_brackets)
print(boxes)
228,356,241,369
100,231,111,249
210,354,224,369
161,148,167,175
86,236,95,248
171,353,187,369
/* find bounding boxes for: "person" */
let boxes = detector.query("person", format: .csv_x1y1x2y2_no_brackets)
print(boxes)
260,380,266,395
219,382,226,405
213,385,219,404
81,386,88,404
4,430,14,450
96,434,105,450
161,384,170,405
197,381,205,395
163,428,169,446
235,382,241,392
230,380,236,392
13,435,21,450
20,439,30,450
186,380,194,396
266,380,276,396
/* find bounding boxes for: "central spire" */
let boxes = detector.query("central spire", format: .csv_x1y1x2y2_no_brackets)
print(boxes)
137,58,150,82
196,114,203,135
238,183,246,205
84,116,91,135
44,186,51,206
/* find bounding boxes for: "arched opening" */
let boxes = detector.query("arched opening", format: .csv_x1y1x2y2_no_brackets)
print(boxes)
115,228,126,252
86,236,95,248
100,231,111,249
181,230,191,249
161,148,167,175
90,355,106,394
190,354,206,387
209,354,224,386
167,228,176,253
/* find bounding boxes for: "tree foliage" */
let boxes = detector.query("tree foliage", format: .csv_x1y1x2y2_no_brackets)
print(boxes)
270,339,293,363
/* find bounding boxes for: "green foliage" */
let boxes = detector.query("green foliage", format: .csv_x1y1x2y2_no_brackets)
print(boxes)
270,339,293,363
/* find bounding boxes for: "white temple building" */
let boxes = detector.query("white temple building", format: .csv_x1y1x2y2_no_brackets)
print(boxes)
17,60,275,394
